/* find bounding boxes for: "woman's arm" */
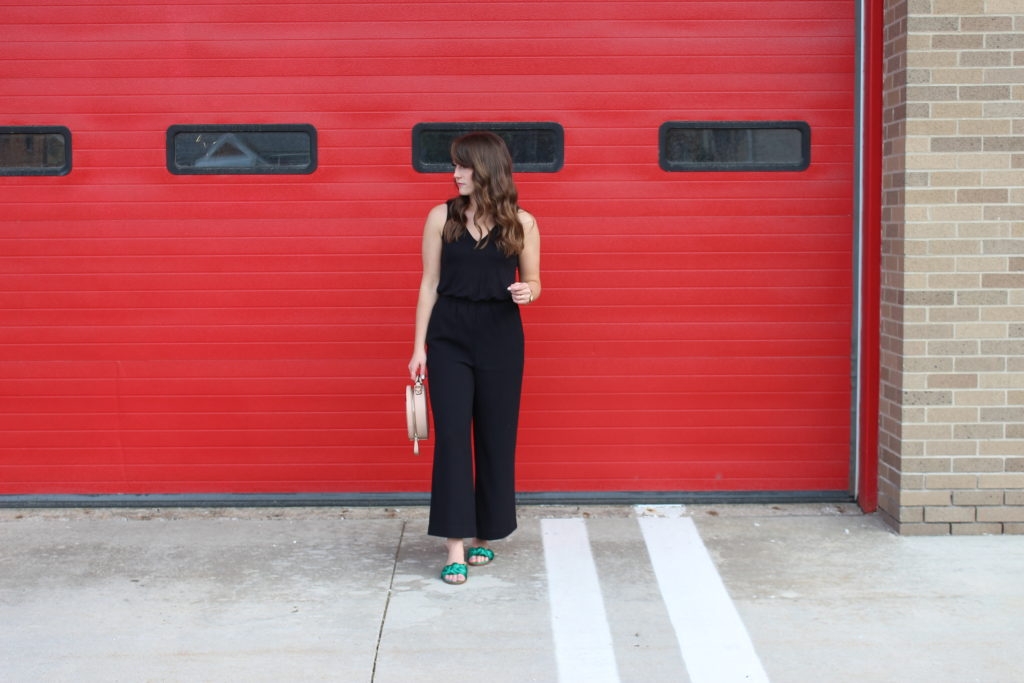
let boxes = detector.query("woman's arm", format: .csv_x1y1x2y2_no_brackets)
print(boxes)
509,209,541,305
409,203,447,380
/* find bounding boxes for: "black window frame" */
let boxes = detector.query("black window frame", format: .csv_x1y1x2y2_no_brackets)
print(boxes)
412,122,564,173
0,126,72,176
166,124,317,175
659,121,811,172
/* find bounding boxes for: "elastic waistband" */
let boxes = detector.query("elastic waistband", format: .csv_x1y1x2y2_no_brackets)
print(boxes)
438,294,512,306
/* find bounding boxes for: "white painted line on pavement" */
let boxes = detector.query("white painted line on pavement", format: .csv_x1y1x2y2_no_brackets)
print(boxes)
639,516,770,683
541,518,621,683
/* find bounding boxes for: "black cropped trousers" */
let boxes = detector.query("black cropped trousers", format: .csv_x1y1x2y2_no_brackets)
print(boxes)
425,295,524,541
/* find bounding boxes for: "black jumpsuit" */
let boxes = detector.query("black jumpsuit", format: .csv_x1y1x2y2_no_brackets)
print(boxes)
425,210,524,541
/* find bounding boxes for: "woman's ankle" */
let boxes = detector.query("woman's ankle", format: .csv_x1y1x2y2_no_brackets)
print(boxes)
445,538,465,563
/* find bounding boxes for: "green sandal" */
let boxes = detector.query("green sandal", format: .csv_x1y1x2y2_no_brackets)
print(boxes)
441,562,468,585
467,546,495,566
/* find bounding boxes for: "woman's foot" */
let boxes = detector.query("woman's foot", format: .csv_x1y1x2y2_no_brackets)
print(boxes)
442,538,467,585
441,562,467,585
467,546,494,566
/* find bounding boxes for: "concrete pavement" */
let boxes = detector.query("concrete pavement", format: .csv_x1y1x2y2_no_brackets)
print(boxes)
1,504,1022,682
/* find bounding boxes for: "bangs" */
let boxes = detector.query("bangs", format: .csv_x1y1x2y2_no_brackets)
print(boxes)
450,140,473,168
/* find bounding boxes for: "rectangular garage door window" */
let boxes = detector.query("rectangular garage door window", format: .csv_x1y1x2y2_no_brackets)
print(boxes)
659,121,810,171
0,127,71,176
413,122,564,173
167,124,317,174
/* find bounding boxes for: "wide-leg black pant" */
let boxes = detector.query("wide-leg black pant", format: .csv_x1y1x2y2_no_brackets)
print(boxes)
425,295,524,540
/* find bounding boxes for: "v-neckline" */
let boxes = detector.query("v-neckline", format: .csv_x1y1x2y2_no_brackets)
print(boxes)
467,224,492,245
465,209,493,244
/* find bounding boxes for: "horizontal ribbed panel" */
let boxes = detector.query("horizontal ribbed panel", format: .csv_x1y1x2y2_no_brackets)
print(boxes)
0,0,857,495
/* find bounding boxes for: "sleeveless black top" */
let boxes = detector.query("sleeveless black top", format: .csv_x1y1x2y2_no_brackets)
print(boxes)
436,202,519,302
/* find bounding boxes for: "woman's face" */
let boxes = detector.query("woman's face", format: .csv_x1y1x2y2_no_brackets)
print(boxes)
453,164,474,196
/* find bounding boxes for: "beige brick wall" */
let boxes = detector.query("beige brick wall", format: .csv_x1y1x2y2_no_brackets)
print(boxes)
879,0,1024,534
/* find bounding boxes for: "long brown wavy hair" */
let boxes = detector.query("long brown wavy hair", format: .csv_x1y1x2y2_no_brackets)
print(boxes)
444,132,525,256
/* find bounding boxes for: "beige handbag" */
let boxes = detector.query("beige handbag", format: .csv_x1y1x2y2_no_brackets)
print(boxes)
405,375,429,455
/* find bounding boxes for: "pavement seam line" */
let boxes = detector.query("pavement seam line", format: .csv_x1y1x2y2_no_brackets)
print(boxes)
370,519,404,682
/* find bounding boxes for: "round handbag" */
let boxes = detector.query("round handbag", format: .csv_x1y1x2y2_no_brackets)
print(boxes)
405,375,429,455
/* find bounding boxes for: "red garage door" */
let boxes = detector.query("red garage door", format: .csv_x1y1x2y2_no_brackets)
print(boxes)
0,1,857,499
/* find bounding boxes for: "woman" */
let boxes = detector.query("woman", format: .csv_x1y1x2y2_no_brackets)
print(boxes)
408,131,541,585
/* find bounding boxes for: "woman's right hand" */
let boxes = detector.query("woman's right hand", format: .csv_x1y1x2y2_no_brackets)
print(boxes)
408,349,427,381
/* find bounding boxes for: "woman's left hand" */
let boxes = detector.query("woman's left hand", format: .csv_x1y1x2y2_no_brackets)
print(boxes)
508,282,533,305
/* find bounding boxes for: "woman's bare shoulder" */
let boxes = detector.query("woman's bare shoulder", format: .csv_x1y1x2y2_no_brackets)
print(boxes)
517,208,538,232
428,202,450,218
425,202,450,227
